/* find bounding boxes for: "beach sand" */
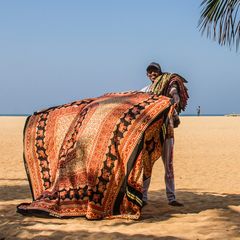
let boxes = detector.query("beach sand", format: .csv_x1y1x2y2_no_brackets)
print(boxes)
0,116,240,239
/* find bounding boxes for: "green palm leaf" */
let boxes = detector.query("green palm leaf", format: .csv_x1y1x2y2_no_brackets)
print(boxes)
199,0,240,50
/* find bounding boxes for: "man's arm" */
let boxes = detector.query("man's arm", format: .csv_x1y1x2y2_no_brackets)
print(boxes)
169,84,181,128
169,84,180,104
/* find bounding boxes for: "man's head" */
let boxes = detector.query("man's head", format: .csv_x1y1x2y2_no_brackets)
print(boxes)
146,62,162,82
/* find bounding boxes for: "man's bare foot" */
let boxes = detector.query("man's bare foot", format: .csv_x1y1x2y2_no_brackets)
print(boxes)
168,200,184,207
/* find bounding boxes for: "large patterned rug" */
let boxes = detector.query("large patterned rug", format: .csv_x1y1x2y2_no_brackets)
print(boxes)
17,91,173,220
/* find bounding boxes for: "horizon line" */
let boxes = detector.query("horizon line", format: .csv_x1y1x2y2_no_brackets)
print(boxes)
0,113,231,117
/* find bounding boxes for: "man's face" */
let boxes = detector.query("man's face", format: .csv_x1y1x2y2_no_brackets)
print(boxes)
147,67,160,82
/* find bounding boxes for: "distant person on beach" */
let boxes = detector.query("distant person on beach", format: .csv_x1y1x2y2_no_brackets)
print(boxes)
141,62,189,207
197,106,201,116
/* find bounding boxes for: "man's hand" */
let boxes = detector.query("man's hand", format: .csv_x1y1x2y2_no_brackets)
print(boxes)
173,116,181,128
172,111,181,128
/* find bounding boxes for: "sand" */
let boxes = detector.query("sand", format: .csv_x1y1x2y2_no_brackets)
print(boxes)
0,116,240,240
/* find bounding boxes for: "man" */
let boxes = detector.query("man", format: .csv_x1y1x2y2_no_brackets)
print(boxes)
197,106,201,116
141,62,189,207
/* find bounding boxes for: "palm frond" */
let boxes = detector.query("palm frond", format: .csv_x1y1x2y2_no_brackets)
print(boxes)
199,0,240,51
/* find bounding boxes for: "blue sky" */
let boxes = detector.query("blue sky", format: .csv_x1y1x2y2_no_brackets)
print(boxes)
0,1,239,115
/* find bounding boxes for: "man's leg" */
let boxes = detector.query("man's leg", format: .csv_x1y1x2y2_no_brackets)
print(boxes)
162,138,183,206
142,177,151,206
162,138,175,202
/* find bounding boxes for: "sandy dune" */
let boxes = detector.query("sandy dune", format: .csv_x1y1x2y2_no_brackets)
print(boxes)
0,116,240,239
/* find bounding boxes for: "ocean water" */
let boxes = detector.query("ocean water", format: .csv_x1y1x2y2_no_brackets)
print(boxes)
181,114,225,116
0,114,226,117
0,114,30,116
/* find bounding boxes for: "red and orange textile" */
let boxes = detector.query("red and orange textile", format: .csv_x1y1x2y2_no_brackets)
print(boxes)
17,91,173,220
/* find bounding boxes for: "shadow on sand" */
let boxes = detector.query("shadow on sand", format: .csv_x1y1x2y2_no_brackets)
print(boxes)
0,184,31,201
140,189,240,221
0,185,240,239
